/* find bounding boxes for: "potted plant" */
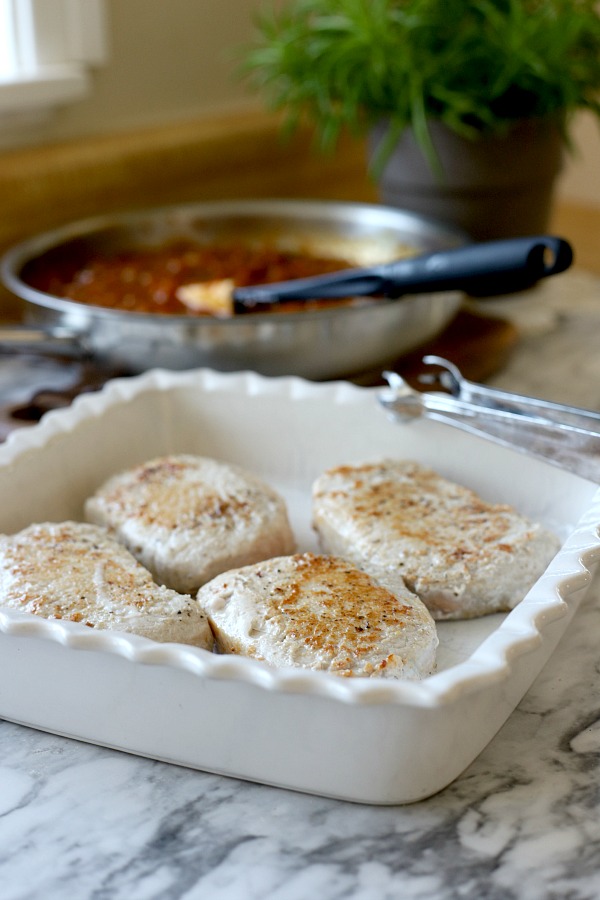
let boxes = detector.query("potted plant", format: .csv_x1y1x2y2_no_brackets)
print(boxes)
242,0,600,239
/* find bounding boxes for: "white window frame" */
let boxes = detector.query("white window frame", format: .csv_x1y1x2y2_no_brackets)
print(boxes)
0,0,107,118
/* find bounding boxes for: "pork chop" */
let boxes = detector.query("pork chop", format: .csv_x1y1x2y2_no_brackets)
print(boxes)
85,454,296,593
312,459,561,620
197,552,438,679
0,521,213,647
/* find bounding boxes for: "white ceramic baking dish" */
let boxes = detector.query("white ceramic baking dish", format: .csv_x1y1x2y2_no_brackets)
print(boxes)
0,368,598,805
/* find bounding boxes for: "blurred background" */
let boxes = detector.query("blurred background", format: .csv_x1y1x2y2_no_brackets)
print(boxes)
1,0,264,147
1,0,597,208
1,0,598,331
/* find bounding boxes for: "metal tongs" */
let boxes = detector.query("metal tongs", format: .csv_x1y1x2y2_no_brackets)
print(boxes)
379,356,600,483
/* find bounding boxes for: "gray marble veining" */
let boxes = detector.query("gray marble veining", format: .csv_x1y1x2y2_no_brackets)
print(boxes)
1,269,600,899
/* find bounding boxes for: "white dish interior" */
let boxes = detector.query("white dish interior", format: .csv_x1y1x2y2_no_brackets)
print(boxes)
0,368,598,804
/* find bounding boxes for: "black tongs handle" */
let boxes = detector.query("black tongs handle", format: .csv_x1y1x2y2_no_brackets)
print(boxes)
233,235,573,311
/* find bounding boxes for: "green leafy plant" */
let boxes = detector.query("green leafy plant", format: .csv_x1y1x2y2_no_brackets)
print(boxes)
242,0,600,170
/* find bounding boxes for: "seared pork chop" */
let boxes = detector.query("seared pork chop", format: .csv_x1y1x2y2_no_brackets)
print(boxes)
85,455,295,593
312,459,560,620
0,521,213,647
197,552,438,678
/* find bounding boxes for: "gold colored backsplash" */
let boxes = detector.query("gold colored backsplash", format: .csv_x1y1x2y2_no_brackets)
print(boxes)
0,108,597,323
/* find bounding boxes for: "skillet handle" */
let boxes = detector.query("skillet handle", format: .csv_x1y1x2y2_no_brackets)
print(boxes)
380,235,574,297
0,325,89,360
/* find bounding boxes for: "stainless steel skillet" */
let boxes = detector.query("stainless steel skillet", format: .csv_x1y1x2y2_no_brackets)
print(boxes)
0,199,570,380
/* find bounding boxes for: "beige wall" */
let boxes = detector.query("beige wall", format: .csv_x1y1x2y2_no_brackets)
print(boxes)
558,113,600,207
4,0,600,209
10,0,262,146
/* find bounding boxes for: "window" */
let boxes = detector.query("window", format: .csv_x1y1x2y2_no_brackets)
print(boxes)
0,0,107,117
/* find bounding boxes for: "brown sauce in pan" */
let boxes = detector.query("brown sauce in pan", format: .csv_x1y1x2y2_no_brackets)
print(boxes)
24,240,356,316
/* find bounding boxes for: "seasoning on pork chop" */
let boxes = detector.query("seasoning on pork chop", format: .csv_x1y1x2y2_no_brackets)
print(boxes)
197,552,438,679
311,459,561,620
0,521,213,647
85,455,295,593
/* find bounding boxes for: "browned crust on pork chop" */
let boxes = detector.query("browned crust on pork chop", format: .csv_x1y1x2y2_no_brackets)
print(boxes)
197,552,438,678
85,455,295,593
312,460,560,620
0,520,213,647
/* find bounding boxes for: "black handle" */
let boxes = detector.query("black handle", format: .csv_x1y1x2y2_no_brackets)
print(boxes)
379,235,573,298
233,235,573,311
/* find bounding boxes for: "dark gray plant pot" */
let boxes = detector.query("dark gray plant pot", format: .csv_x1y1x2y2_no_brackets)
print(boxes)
369,119,564,241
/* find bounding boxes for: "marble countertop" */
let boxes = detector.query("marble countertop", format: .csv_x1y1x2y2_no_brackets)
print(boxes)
1,269,600,900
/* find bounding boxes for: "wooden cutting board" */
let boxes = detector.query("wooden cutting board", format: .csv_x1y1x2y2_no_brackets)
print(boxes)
353,306,519,387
